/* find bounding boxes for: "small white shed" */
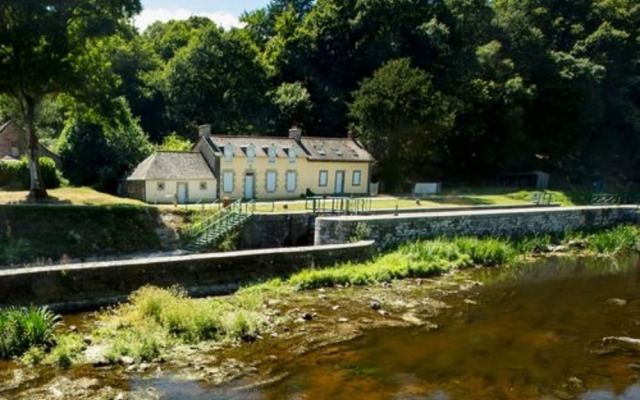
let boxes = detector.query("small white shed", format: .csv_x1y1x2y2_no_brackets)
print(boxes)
125,151,217,204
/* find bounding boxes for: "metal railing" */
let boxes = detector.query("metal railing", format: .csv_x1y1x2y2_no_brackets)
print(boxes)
304,196,372,215
187,199,254,248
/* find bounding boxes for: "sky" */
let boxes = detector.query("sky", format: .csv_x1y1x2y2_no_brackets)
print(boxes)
135,0,271,32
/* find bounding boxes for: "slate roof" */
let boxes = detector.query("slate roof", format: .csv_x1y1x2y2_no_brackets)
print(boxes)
299,137,373,162
127,151,215,181
207,135,307,158
0,120,12,134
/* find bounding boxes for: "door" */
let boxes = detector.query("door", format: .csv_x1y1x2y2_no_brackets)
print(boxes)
177,183,188,204
335,171,345,195
244,173,255,199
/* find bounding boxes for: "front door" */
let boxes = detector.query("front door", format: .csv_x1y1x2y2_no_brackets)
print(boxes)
177,183,188,204
335,171,345,195
244,173,255,199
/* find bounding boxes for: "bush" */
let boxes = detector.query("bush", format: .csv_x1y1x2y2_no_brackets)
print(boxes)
0,157,65,189
0,306,61,359
588,225,640,254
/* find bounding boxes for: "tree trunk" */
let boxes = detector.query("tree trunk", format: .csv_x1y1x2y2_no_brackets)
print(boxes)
24,96,48,200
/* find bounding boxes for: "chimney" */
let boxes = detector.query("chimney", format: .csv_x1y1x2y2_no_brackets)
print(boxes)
347,130,356,140
198,124,212,137
288,126,302,141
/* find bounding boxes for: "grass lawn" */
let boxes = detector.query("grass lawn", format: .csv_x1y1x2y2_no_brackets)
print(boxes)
0,187,147,206
0,186,574,209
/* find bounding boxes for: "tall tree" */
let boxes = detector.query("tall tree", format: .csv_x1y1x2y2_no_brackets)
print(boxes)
350,58,455,191
0,0,141,199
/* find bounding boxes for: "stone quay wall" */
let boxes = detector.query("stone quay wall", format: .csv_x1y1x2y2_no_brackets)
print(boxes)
0,241,374,312
314,206,640,248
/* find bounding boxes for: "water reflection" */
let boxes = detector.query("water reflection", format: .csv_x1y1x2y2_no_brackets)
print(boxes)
132,256,640,399
580,385,640,400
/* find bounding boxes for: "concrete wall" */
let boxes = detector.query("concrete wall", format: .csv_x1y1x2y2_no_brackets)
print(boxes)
315,206,640,248
0,241,374,312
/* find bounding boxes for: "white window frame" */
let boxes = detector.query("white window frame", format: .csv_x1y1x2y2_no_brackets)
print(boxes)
352,170,362,186
200,181,207,191
223,143,233,162
318,170,328,187
266,170,277,193
286,170,297,192
288,147,296,164
223,171,234,193
157,182,165,191
246,144,256,163
268,145,277,163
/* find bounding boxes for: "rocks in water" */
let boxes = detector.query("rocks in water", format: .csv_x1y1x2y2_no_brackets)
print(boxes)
606,298,627,307
337,317,349,323
370,301,382,310
602,336,640,347
120,356,135,366
551,389,573,400
301,312,313,321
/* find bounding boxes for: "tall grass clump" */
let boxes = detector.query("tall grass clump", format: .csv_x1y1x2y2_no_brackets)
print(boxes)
106,286,267,348
289,238,517,290
0,306,60,359
453,237,517,266
588,225,640,255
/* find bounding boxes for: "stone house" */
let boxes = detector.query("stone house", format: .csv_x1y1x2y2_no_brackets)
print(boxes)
195,126,374,200
0,119,60,165
124,151,217,204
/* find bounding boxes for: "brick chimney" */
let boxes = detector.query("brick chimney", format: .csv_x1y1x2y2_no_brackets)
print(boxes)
289,126,302,141
198,124,212,137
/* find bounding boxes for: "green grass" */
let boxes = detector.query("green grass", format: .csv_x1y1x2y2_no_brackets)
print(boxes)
587,225,640,254
42,224,640,367
0,306,60,359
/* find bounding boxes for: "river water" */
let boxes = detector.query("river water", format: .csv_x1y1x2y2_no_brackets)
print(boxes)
131,256,640,400
4,256,640,399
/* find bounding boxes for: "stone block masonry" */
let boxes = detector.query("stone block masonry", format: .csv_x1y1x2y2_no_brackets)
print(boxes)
0,241,374,312
314,206,640,249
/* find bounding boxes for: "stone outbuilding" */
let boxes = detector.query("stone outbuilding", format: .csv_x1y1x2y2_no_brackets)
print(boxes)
124,151,217,204
0,119,61,166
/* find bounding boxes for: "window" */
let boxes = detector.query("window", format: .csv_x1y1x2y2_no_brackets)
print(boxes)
9,141,19,157
318,170,328,187
200,182,207,191
352,170,362,186
266,171,277,192
223,171,234,193
246,144,256,163
287,147,296,164
157,182,165,191
286,171,297,192
223,143,233,162
268,145,277,163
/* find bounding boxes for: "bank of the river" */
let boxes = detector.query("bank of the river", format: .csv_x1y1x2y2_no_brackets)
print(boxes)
1,225,640,399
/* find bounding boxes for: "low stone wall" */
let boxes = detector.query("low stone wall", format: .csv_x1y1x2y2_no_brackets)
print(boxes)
315,206,640,248
0,241,374,312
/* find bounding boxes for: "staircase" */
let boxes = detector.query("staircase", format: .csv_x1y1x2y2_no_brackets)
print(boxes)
186,199,254,250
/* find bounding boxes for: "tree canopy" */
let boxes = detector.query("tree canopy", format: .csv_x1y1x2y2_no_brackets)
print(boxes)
1,0,639,193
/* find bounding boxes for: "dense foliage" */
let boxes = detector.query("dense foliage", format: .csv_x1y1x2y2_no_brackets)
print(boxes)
2,0,639,191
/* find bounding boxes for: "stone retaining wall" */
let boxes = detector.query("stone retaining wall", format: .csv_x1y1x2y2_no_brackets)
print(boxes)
314,206,640,248
0,241,374,312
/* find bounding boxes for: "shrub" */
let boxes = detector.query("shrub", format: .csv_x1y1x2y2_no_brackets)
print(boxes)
0,157,65,189
588,225,640,254
0,306,61,359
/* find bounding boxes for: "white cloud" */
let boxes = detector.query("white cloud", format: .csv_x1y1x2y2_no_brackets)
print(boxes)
134,8,245,32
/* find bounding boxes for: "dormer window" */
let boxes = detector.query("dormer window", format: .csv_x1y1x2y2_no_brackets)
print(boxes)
224,143,233,162
317,149,326,156
287,147,296,164
268,144,277,163
246,144,256,163
335,148,343,157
